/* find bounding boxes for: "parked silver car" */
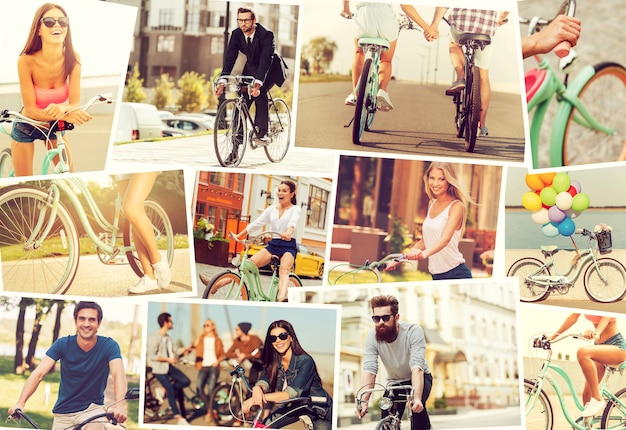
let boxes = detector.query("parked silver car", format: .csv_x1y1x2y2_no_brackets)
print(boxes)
162,114,215,135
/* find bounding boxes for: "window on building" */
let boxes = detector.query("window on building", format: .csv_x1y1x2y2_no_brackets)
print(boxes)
159,9,175,28
209,172,227,187
207,206,217,225
210,36,224,55
306,185,328,229
156,35,175,53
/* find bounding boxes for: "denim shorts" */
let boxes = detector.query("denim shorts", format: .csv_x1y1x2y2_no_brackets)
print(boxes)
432,263,473,280
11,121,62,143
601,333,626,351
265,238,297,258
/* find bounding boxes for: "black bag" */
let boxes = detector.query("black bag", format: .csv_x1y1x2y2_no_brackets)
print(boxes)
270,52,288,87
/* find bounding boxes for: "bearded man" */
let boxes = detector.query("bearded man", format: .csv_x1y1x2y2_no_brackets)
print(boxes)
355,294,432,430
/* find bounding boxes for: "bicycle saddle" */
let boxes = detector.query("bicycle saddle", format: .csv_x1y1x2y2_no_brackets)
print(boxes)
357,37,390,49
459,33,491,48
540,246,559,258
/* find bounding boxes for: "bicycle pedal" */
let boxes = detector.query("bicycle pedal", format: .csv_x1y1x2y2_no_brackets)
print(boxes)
105,257,127,265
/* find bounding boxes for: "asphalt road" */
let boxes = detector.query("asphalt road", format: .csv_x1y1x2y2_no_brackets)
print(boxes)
295,81,526,162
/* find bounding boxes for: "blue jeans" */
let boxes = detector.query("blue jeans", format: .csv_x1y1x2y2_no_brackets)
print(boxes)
432,263,472,280
197,366,219,407
154,366,191,417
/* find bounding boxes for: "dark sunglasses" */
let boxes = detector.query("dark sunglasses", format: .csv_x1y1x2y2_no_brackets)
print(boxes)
41,17,69,28
371,314,395,323
269,331,290,343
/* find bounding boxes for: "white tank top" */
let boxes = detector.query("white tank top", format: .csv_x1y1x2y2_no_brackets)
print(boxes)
422,199,465,275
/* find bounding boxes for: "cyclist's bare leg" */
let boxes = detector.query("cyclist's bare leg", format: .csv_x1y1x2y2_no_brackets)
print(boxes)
449,42,465,81
210,248,272,295
277,252,295,301
618,139,626,161
47,137,74,172
378,40,397,91
10,139,34,177
351,39,365,91
118,172,160,279
577,344,626,401
478,67,490,129
581,361,604,405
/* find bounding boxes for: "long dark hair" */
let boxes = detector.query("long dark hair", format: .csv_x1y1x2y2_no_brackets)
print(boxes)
280,180,297,205
22,3,79,79
261,320,321,392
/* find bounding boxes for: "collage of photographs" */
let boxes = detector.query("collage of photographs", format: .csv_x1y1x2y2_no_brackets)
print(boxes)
0,0,624,429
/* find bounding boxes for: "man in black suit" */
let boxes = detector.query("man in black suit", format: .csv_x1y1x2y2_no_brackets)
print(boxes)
215,6,281,149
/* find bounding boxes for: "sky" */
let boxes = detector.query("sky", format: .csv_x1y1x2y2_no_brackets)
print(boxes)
0,0,136,83
146,300,340,355
300,0,524,93
505,166,626,207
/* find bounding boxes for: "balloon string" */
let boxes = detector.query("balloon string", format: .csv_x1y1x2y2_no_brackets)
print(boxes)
570,235,581,266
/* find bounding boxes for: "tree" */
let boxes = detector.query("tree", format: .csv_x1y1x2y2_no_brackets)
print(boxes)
177,71,210,112
350,157,368,226
303,37,338,74
14,297,34,374
152,73,175,110
124,62,147,103
24,299,56,370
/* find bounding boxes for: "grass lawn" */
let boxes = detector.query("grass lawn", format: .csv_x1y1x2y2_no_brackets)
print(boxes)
299,74,351,83
0,356,140,429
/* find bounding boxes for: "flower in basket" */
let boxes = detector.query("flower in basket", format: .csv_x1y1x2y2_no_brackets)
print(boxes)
594,224,612,233
196,217,215,234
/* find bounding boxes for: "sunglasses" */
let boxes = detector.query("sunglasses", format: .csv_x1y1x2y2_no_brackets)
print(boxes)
203,324,213,327
371,314,396,323
269,331,290,343
41,17,69,28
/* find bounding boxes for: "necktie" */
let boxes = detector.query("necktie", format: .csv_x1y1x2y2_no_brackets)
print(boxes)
247,36,252,52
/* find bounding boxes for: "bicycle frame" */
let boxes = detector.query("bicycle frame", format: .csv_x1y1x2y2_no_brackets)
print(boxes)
356,382,414,429
526,335,626,429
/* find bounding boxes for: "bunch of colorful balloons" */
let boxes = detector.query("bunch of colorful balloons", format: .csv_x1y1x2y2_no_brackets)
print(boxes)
521,172,590,237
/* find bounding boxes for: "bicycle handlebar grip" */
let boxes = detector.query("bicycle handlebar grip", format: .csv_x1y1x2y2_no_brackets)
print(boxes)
311,396,327,404
554,40,571,58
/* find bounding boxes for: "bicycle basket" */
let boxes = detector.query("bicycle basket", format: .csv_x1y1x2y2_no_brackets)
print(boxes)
596,230,613,254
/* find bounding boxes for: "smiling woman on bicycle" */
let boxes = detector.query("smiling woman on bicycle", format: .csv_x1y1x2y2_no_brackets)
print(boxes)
549,313,626,418
11,3,92,177
243,320,332,429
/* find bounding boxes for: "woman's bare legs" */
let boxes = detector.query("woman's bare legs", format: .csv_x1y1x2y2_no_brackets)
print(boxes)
47,136,73,172
11,140,35,177
578,345,626,400
276,252,295,301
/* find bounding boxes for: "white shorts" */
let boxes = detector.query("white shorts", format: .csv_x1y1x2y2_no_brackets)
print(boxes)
450,26,493,69
353,2,399,42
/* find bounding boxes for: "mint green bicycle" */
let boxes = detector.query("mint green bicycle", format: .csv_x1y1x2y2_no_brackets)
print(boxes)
202,231,302,300
522,0,626,167
525,334,626,430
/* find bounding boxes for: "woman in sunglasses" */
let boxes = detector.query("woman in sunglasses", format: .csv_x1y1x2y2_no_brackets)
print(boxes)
243,320,332,429
11,3,91,176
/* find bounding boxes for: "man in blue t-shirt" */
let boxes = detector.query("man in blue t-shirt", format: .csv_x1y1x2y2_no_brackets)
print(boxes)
9,301,127,429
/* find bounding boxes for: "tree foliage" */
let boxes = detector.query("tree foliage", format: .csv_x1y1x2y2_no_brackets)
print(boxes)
124,63,147,103
177,71,210,112
303,37,338,74
152,73,175,110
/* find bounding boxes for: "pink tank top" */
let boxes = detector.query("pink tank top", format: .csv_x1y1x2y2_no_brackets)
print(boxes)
585,314,616,325
34,81,69,109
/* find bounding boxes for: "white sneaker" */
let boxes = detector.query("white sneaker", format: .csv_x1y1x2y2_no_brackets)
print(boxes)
176,418,191,425
152,260,171,288
128,275,159,294
345,93,357,106
376,89,394,111
154,386,165,404
581,398,606,417
478,126,489,137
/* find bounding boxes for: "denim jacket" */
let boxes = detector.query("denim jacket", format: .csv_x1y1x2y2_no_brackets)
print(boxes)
256,353,331,403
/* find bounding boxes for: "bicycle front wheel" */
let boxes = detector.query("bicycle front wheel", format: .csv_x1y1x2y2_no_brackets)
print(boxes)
203,271,249,300
465,65,480,152
507,258,551,302
123,199,174,279
214,99,247,167
524,379,554,430
560,63,626,166
289,274,303,287
328,263,381,285
0,148,14,178
209,382,242,426
583,258,626,303
353,57,374,144
264,98,291,162
374,416,397,430
0,185,80,294
601,387,626,429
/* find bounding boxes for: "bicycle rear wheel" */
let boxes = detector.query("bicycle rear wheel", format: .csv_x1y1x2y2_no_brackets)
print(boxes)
0,185,80,294
214,99,247,167
560,63,626,166
209,382,242,426
0,148,14,178
327,263,381,285
506,258,551,302
353,57,374,145
454,92,465,138
123,199,174,278
601,387,626,429
203,271,249,300
583,258,626,303
524,379,554,430
465,65,480,152
264,98,291,162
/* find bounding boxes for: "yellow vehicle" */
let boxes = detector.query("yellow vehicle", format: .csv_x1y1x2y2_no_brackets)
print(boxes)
243,242,325,279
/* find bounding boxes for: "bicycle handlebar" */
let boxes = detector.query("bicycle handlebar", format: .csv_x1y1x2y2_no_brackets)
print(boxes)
533,333,596,350
519,0,576,57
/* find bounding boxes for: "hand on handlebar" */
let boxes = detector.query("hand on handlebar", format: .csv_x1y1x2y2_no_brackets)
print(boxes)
583,329,600,341
405,248,424,261
215,82,226,97
62,109,93,126
109,403,128,425
7,404,24,421
410,398,424,413
280,231,292,241
355,400,368,418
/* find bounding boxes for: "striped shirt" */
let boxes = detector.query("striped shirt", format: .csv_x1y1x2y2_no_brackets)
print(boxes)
448,8,500,37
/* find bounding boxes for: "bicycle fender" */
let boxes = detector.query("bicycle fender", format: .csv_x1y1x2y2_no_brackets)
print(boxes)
549,64,596,166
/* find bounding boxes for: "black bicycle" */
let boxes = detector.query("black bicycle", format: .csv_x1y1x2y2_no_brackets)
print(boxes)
356,382,414,430
6,388,139,429
444,18,491,152
213,75,291,167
